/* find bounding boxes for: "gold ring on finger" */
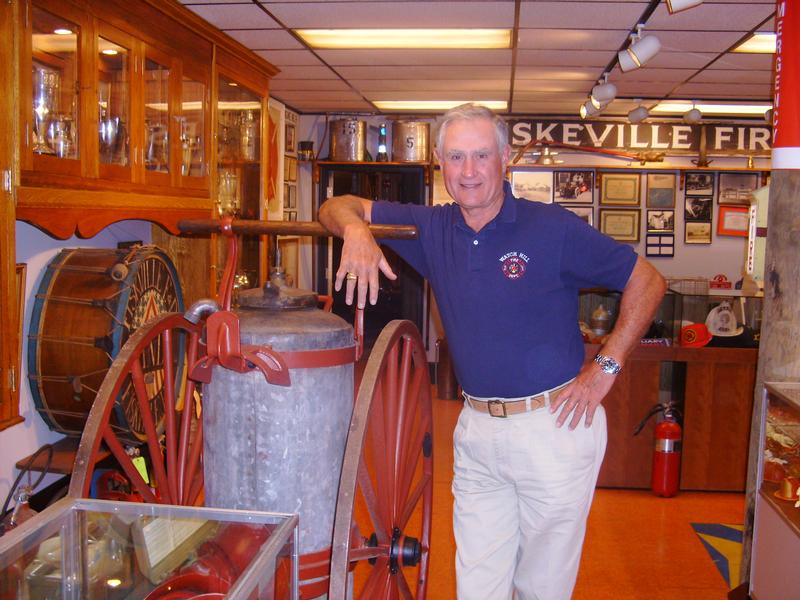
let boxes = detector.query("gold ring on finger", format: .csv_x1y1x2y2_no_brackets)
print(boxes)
346,272,358,281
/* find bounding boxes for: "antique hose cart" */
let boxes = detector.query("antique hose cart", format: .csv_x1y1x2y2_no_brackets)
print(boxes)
68,217,433,599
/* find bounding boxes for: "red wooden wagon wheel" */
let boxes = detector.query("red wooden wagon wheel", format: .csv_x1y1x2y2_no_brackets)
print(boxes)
69,312,206,506
329,319,433,599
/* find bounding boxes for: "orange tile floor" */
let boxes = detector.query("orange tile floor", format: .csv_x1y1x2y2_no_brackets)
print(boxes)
427,395,745,600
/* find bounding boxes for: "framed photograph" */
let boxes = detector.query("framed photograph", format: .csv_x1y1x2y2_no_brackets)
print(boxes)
599,208,640,242
646,173,676,208
283,210,297,221
646,233,674,257
685,172,714,197
285,122,296,154
287,185,296,209
283,183,290,208
554,170,593,203
684,196,713,222
718,172,759,204
685,221,712,244
511,170,553,203
600,172,640,206
717,205,750,236
564,206,593,227
647,209,674,232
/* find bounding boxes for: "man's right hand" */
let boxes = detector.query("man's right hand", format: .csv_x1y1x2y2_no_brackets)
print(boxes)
319,195,397,308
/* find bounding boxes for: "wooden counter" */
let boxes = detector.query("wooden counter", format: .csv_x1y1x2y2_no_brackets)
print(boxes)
588,344,757,491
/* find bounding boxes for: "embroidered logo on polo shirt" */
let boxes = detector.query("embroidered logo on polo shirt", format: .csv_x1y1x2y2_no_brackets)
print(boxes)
499,251,530,280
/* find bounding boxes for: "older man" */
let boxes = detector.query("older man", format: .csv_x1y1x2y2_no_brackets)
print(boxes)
320,103,666,600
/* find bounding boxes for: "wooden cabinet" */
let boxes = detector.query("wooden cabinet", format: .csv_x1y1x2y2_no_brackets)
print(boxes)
3,0,278,423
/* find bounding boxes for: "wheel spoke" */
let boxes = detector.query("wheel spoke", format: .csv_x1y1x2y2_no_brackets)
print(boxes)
358,557,391,599
399,473,432,531
393,338,414,500
177,330,200,502
162,328,179,502
102,424,157,503
358,457,390,544
367,384,394,528
131,356,172,503
397,568,414,600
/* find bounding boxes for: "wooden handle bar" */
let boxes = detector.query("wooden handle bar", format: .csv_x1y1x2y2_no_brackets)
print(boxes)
177,218,418,240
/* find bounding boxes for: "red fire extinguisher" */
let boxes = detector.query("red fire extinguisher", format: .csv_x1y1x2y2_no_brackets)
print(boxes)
635,403,682,497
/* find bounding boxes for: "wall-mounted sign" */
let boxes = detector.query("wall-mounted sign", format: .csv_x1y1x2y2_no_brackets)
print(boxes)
772,0,799,168
508,120,772,155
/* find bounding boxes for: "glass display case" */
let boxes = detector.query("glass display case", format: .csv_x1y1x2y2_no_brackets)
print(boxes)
0,497,298,599
751,383,800,598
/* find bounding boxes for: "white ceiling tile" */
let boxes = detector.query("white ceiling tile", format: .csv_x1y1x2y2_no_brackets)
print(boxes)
644,51,717,69
519,2,648,29
659,31,749,53
646,3,774,31
515,67,598,81
673,82,772,98
272,66,339,79
366,91,510,102
517,29,629,51
256,50,324,66
260,2,515,28
514,80,593,93
351,79,511,92
613,81,680,95
712,53,775,70
516,49,614,68
513,91,590,102
272,90,365,101
317,49,512,67
690,69,773,84
336,66,511,80
187,4,279,28
181,1,254,4
613,68,697,83
225,29,303,49
269,79,351,91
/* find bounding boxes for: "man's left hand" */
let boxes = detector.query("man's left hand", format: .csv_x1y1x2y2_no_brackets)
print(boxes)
549,362,617,429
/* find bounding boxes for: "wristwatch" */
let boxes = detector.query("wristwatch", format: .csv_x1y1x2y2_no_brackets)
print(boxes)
594,354,622,375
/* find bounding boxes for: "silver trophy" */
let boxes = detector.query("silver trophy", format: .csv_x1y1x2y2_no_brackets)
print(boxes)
145,122,168,171
239,110,258,161
32,66,60,155
99,113,120,162
46,114,75,159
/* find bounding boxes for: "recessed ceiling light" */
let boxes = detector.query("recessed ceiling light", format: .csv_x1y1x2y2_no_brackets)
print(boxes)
373,100,507,111
53,28,73,35
732,32,776,54
295,29,511,49
101,49,118,56
651,101,773,116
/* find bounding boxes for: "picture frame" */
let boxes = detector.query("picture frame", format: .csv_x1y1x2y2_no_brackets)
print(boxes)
599,208,640,242
599,172,640,206
563,206,593,227
511,170,553,203
717,205,750,236
646,173,676,208
684,172,714,197
718,172,759,204
284,155,297,182
646,209,674,232
684,221,712,244
684,196,712,222
285,122,296,154
645,233,674,257
553,170,594,203
287,185,296,209
283,183,290,208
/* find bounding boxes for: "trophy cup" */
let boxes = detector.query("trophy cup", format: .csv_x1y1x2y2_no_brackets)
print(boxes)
46,114,75,159
99,111,120,163
145,122,168,171
217,169,240,216
32,66,60,155
239,110,258,161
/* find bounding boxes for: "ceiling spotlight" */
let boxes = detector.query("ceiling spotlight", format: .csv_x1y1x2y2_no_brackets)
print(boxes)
591,74,617,109
580,100,602,119
683,107,702,124
764,108,773,123
666,0,703,14
628,105,649,124
618,26,661,72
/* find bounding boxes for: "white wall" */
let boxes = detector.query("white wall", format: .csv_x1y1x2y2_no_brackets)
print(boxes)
1,220,152,507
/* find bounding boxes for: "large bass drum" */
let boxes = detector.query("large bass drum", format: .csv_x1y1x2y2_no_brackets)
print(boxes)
27,246,184,438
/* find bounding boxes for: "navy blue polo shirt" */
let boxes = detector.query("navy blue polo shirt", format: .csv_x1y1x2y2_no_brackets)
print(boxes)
372,183,637,398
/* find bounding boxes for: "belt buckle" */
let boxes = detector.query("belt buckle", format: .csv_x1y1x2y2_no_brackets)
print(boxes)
487,400,507,418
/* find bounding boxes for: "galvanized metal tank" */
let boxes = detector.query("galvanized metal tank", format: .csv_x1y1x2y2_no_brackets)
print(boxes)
392,120,430,162
329,118,366,161
203,270,355,558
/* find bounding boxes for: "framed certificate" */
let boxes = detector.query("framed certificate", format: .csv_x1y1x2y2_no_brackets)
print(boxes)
599,208,640,242
717,205,749,236
600,173,640,206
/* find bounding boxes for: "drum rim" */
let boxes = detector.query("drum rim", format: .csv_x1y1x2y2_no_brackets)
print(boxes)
27,246,185,435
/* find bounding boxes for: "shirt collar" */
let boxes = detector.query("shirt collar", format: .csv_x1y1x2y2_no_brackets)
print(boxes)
452,180,518,231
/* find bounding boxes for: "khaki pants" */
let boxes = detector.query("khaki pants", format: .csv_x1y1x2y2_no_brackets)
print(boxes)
452,395,607,600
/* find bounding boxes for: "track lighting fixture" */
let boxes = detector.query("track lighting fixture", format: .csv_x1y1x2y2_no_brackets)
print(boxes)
666,0,703,14
683,107,702,124
628,105,649,124
590,73,617,109
618,25,661,72
764,108,773,123
580,100,602,119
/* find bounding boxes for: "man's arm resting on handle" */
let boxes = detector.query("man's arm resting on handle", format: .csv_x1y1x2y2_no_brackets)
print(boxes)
318,194,396,308
551,256,667,429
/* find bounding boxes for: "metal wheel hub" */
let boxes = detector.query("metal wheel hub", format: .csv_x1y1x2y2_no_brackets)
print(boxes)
389,527,422,574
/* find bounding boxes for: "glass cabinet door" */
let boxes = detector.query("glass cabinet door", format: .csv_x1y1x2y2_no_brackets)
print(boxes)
144,55,171,180
180,72,207,182
217,74,263,288
97,35,130,173
30,6,80,162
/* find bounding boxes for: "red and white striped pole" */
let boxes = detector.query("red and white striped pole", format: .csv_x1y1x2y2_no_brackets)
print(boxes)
771,0,800,168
